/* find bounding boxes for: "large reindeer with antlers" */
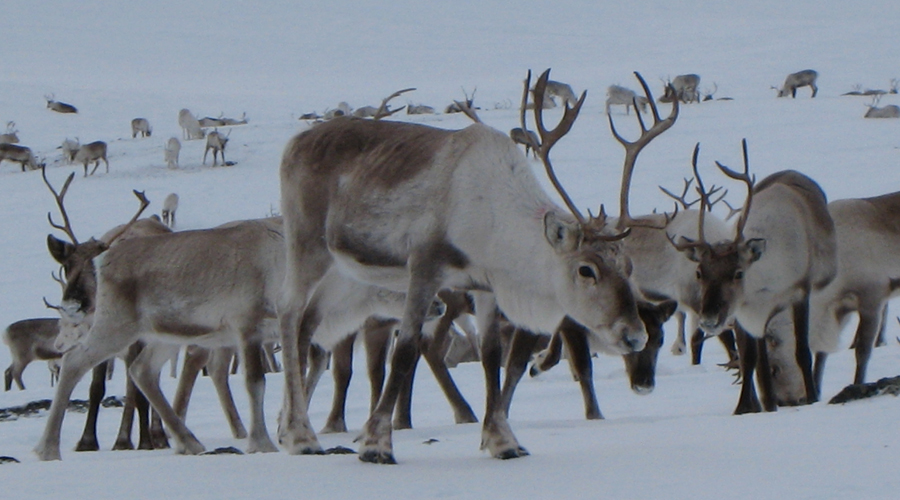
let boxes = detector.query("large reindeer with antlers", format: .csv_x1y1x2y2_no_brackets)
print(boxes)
670,142,837,413
276,69,674,464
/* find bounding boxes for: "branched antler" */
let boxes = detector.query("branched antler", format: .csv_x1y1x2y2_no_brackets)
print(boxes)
609,72,679,231
659,178,700,209
100,190,151,247
373,87,415,120
42,166,79,244
715,138,755,242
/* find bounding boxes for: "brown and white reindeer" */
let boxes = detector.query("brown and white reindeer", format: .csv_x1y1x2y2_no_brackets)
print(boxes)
0,143,44,171
3,318,62,391
774,69,819,98
767,191,900,403
670,141,837,413
203,129,229,166
73,141,109,176
34,212,290,460
131,118,152,138
659,74,701,104
276,68,673,464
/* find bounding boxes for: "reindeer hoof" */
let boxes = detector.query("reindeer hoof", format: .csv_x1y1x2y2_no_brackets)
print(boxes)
495,446,529,460
74,439,100,452
359,449,396,464
111,439,134,451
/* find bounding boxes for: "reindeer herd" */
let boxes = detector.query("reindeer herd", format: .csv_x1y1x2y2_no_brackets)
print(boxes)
1,67,898,467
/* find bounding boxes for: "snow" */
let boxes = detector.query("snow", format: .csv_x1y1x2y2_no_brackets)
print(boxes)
2,1,900,498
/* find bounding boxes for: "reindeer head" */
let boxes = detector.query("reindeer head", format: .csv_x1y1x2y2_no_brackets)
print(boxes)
669,140,765,335
41,167,149,350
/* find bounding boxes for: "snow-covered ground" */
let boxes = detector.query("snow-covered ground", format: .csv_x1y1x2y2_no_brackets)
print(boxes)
2,1,900,498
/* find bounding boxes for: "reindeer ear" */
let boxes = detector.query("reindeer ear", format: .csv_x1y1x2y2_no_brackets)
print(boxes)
658,299,679,321
677,236,705,262
744,238,766,263
544,211,582,253
47,235,75,264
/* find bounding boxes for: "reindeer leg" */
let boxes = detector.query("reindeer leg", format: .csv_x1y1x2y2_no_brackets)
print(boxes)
791,297,817,404
149,408,169,450
755,337,778,412
113,343,145,450
690,328,706,365
500,327,542,417
364,320,393,414
420,321,478,424
734,327,762,415
358,255,441,464
560,322,603,420
392,348,419,431
852,298,883,385
172,345,209,422
209,347,248,440
241,340,277,453
130,343,204,455
322,333,355,434
670,311,687,356
305,343,329,406
74,360,109,452
477,295,527,460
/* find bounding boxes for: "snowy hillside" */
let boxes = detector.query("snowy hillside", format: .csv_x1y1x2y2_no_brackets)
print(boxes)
1,1,900,499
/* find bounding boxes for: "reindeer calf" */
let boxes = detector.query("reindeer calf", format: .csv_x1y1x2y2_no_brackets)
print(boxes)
4,318,62,391
660,74,701,104
203,131,228,166
0,143,43,171
131,118,152,138
776,69,818,98
74,141,109,176
161,193,179,228
509,127,539,158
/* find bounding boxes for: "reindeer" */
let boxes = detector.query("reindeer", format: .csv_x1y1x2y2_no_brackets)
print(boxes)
60,138,79,164
164,137,181,169
540,80,579,107
178,109,205,140
4,318,62,391
508,127,540,158
775,69,818,98
203,130,229,166
863,96,900,118
670,141,837,413
161,193,179,228
45,94,78,114
605,85,649,114
406,103,435,115
131,118,152,138
0,121,19,144
660,74,701,104
0,143,44,171
275,69,676,464
768,191,900,400
73,141,109,176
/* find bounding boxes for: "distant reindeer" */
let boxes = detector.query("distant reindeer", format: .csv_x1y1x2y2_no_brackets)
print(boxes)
406,103,435,115
660,74,701,104
203,130,229,166
131,118,152,138
353,106,379,118
445,88,477,113
45,94,78,114
74,141,109,176
161,193,179,228
508,127,540,158
863,96,900,118
164,137,181,169
0,121,19,144
0,143,44,171
529,80,578,108
60,138,80,164
4,318,62,391
775,69,818,98
178,109,205,140
605,85,649,114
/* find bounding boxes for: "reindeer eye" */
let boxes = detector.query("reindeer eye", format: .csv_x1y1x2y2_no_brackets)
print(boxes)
734,270,744,280
695,269,702,280
578,265,596,279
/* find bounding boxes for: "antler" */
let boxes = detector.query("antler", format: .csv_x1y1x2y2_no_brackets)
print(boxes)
659,178,700,209
609,72,679,230
42,297,63,312
373,87,415,120
100,190,152,247
42,166,79,244
715,138,755,242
